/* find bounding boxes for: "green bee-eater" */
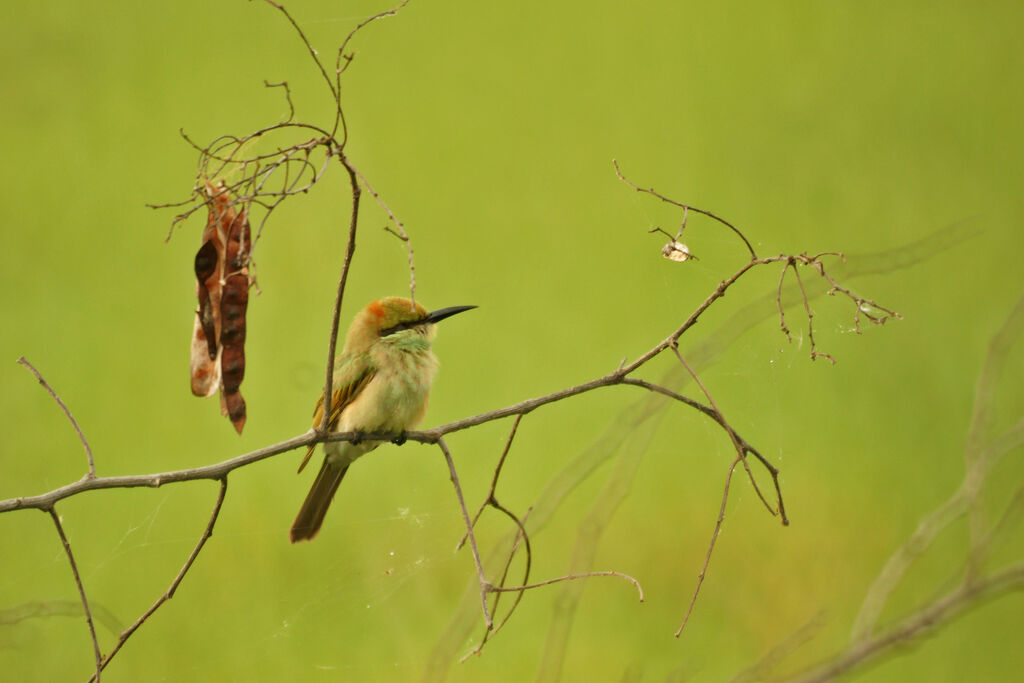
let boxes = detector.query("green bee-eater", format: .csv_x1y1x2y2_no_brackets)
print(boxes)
290,297,475,542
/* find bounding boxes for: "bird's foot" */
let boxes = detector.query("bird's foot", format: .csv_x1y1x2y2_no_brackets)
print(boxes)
351,431,365,445
391,431,407,446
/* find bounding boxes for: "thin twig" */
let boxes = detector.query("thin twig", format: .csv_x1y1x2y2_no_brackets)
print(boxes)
619,377,787,523
789,258,835,364
48,508,102,681
90,478,228,680
320,156,362,434
262,1,337,104
263,80,295,123
354,166,417,303
333,0,412,143
18,357,96,478
489,570,644,601
482,502,532,630
614,159,757,259
457,414,524,551
668,346,777,514
777,258,795,341
460,505,534,661
677,455,741,637
667,344,772,636
437,437,493,630
807,253,902,330
669,345,720,413
464,563,645,661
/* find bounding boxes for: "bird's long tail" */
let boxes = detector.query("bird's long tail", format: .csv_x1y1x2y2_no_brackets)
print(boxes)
290,461,348,543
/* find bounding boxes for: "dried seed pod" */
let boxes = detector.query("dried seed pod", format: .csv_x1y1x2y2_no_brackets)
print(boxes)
194,239,220,360
219,205,250,434
189,181,251,432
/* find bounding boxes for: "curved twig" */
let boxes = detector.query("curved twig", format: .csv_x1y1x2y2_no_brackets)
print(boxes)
18,357,95,478
614,159,757,259
49,508,102,681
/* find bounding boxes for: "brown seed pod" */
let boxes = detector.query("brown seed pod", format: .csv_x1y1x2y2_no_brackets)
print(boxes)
189,181,250,433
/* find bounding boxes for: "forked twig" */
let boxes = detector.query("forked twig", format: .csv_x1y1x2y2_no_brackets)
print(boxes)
777,252,902,362
620,377,787,523
457,415,524,551
666,346,780,636
459,506,533,661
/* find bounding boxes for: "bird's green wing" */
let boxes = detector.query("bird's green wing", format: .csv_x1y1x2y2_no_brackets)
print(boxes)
297,355,376,473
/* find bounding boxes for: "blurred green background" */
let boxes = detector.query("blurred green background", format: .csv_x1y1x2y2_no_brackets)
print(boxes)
2,1,1023,681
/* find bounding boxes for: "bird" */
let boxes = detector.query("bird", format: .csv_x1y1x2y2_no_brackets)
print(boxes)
290,297,475,543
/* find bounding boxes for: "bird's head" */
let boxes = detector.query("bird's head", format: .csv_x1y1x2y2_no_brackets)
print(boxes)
343,297,476,352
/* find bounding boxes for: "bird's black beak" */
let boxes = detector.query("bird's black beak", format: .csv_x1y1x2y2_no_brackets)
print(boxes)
424,305,477,324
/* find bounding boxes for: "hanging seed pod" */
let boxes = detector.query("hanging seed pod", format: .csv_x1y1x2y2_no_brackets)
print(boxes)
189,181,250,433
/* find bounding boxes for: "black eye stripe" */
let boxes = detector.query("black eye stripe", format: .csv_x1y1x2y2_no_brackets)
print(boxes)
380,320,425,337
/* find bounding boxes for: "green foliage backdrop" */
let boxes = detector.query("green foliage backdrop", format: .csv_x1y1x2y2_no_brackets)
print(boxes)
2,1,1022,680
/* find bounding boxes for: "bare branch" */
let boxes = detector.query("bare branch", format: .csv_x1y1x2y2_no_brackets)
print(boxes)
0,432,307,513
7,244,860,519
319,156,362,435
438,437,493,630
431,224,971,674
807,253,902,331
669,345,780,519
777,252,902,361
48,509,102,681
18,357,96,478
263,80,295,123
677,455,741,637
